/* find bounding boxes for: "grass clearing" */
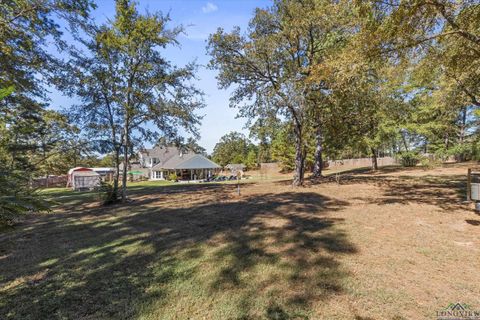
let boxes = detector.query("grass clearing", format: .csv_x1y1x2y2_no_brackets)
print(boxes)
1,164,480,319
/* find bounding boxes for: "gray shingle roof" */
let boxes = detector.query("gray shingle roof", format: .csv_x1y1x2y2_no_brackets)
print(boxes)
169,155,221,169
141,146,186,163
145,146,220,170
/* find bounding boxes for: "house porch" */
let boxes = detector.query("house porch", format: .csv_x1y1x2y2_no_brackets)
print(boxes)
150,168,220,181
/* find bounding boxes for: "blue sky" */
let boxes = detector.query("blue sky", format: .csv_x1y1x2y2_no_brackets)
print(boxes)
47,0,271,154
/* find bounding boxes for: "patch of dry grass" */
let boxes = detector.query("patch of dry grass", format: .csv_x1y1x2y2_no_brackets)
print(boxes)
1,165,479,319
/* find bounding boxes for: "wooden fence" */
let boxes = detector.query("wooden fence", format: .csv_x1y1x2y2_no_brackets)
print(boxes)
32,175,68,188
327,156,397,169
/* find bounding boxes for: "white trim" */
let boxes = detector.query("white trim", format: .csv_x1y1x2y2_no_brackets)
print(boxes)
150,170,166,180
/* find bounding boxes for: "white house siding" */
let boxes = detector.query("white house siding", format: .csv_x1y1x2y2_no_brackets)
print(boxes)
138,146,221,181
151,171,165,180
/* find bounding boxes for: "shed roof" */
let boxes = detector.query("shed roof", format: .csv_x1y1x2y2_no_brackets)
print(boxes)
72,171,100,177
90,167,114,172
68,167,93,175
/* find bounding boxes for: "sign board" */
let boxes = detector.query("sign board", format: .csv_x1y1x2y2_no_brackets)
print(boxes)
472,183,480,201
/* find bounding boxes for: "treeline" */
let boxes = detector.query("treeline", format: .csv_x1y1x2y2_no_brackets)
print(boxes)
207,0,480,186
211,124,395,173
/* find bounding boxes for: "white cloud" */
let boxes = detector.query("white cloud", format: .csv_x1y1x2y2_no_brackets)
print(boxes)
202,2,218,13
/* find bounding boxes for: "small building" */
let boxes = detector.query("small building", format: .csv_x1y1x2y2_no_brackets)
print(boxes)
67,167,91,187
67,167,101,191
138,146,221,181
225,164,246,175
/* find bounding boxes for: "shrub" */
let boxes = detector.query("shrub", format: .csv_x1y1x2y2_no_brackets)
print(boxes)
449,143,473,162
96,181,118,205
398,151,420,167
419,156,440,170
168,172,178,181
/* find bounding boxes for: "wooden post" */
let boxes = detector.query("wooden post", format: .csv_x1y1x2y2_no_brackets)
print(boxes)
237,171,241,196
467,168,472,201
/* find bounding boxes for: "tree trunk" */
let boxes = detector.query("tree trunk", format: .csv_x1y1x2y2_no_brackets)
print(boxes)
11,134,18,170
292,123,305,187
121,123,129,203
312,124,323,179
371,147,378,171
113,147,120,200
401,132,409,152
73,149,77,167
458,106,467,162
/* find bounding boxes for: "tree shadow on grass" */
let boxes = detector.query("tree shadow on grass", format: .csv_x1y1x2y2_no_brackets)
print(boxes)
347,174,468,211
306,168,469,211
0,183,355,319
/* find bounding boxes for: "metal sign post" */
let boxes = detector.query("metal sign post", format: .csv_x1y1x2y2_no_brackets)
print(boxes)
468,168,472,201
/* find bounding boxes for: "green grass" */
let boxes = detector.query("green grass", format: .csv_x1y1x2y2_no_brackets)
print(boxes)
39,178,266,207
40,187,98,207
39,180,174,206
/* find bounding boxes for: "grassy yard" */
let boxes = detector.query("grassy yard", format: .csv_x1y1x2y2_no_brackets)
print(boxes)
1,165,480,319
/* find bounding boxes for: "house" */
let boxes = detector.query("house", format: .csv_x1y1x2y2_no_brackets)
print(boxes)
138,145,221,181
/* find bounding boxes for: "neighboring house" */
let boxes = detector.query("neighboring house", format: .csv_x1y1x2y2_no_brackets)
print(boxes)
138,146,221,181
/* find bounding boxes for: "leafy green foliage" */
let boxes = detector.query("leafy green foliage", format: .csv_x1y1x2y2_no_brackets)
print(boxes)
168,172,178,181
0,86,14,100
0,0,93,224
398,151,421,167
359,0,480,162
62,0,204,202
271,126,296,172
96,181,118,205
207,0,353,185
270,123,316,172
212,132,255,167
0,171,50,226
0,0,94,101
245,149,258,170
